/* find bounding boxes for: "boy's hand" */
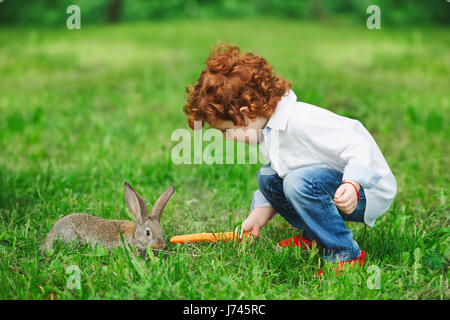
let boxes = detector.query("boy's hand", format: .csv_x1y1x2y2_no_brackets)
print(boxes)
334,180,360,214
236,220,260,243
235,206,276,242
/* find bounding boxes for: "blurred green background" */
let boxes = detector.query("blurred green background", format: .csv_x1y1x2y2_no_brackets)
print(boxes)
0,1,449,299
1,0,449,26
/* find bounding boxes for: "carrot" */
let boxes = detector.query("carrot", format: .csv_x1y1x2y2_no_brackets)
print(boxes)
170,231,250,244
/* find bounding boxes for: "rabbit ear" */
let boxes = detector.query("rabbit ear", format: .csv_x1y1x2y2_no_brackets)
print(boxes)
150,185,175,221
124,182,149,225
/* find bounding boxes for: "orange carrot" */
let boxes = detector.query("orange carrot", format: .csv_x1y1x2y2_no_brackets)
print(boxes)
170,231,250,244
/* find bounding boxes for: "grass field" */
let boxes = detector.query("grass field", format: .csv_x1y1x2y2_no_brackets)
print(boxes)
0,18,449,299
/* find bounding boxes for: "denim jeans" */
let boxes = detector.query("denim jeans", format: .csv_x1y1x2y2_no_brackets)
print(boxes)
256,163,366,262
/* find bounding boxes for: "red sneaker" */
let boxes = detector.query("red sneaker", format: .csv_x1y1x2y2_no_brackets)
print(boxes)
315,250,366,278
277,234,315,250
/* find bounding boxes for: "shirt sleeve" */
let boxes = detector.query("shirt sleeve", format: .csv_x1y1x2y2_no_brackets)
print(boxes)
251,189,272,210
296,116,382,189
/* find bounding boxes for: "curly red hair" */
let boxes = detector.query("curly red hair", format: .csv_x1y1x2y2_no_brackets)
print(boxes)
183,43,292,129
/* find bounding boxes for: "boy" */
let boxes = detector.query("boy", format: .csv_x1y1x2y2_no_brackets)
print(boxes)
183,43,397,272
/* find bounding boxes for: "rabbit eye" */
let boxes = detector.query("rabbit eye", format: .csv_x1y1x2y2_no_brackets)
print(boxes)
146,230,151,236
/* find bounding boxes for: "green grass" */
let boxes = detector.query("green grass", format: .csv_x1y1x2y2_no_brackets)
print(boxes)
0,18,449,299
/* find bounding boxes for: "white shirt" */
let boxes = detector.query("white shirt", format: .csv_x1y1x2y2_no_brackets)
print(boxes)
252,89,397,227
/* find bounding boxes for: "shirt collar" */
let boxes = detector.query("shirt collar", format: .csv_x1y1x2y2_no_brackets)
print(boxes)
264,89,297,131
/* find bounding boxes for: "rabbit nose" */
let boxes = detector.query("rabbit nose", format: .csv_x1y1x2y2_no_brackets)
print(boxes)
151,241,165,249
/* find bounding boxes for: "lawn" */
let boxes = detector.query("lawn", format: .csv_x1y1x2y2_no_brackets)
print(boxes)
0,18,448,299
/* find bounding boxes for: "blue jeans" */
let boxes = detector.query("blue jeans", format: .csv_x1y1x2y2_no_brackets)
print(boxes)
257,163,366,262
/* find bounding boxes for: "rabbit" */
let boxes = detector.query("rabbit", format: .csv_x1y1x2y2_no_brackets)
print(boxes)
41,182,175,256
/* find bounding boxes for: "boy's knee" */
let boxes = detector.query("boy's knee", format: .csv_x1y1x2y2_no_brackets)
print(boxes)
282,168,315,199
283,167,341,200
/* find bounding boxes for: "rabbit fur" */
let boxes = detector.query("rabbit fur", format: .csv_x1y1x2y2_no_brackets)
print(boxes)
41,182,175,256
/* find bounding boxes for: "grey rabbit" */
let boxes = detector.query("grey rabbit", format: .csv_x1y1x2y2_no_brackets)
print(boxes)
41,182,175,256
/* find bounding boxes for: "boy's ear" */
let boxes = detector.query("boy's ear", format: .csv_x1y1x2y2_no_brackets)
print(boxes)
239,106,249,114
